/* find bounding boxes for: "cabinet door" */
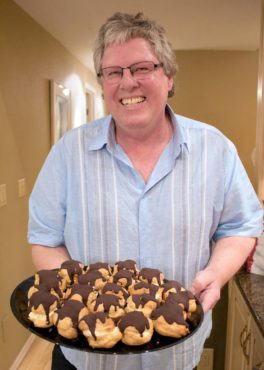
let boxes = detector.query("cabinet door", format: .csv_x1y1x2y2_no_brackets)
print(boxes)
232,296,251,370
225,281,252,370
251,320,264,370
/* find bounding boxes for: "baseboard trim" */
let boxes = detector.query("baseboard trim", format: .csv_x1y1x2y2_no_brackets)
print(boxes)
9,334,36,370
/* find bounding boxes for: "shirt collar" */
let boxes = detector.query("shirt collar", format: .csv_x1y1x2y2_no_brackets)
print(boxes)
87,115,112,151
87,105,189,154
166,105,189,154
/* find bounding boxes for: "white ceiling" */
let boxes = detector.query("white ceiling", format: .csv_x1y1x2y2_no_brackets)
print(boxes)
14,0,262,70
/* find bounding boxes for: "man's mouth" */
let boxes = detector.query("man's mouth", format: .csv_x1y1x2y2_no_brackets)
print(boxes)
121,96,146,106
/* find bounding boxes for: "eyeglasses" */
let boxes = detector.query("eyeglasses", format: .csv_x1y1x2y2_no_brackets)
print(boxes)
97,61,163,84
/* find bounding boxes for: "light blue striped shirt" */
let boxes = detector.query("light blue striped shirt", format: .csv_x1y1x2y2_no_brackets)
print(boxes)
28,106,263,370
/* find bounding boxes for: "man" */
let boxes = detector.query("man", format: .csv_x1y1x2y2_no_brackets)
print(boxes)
28,12,263,370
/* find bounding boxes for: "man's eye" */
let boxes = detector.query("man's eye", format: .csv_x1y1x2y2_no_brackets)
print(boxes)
107,70,122,77
134,66,149,74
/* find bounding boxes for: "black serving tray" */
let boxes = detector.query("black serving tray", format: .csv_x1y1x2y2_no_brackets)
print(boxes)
10,275,204,354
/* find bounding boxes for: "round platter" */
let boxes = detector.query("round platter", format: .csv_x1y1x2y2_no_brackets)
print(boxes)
10,274,204,354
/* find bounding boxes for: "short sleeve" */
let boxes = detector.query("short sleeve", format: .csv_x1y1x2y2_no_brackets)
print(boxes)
213,142,263,240
251,232,264,275
28,139,67,247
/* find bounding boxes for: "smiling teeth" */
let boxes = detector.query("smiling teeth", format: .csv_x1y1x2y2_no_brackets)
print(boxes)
121,97,145,105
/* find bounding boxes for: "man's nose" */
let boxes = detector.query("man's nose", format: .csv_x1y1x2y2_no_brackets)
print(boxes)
119,69,139,88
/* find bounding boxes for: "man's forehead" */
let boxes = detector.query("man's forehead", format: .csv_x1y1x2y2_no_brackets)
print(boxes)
101,38,157,66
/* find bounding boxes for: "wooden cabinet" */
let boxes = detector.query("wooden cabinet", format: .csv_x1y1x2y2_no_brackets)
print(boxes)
251,320,264,370
225,279,264,370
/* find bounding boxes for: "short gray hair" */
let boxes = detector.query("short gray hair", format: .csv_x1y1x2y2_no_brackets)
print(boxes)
93,12,178,97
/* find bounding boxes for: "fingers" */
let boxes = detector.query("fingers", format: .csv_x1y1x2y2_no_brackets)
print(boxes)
189,269,221,313
198,286,221,313
189,277,204,296
189,269,214,295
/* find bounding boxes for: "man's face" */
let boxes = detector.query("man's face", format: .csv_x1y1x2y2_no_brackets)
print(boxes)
100,37,173,135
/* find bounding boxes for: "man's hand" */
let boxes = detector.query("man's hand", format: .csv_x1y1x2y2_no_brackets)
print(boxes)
189,269,221,313
189,236,256,313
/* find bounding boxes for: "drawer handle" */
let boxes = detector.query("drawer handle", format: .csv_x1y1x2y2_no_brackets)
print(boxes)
242,331,251,364
240,325,247,347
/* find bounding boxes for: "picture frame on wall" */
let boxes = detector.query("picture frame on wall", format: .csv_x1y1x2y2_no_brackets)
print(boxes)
50,80,71,145
85,83,95,122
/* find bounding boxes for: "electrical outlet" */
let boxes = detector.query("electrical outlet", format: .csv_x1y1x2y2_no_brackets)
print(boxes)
0,184,7,207
1,313,9,343
18,178,26,197
197,348,214,370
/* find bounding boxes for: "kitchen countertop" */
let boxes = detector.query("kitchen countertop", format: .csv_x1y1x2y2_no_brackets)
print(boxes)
235,269,264,337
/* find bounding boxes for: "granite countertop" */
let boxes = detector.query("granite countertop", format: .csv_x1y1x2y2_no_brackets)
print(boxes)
235,269,264,337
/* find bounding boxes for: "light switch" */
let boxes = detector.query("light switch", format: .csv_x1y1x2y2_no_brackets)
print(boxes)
1,313,9,343
0,184,7,207
18,178,26,197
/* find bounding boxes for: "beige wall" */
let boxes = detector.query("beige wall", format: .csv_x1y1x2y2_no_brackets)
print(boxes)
169,50,259,188
0,1,102,368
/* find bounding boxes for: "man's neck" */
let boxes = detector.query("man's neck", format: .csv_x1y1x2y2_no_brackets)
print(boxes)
115,116,173,182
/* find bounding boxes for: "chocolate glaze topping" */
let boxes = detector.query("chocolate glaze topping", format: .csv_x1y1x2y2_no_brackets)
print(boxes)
131,294,158,308
78,270,106,285
102,283,129,299
36,270,63,298
166,291,194,311
113,270,135,287
133,281,159,296
81,312,108,340
94,294,123,312
55,300,85,328
32,283,50,293
28,291,59,324
60,260,83,283
118,311,150,336
139,268,162,285
151,300,188,327
162,280,183,293
68,284,94,305
115,260,137,274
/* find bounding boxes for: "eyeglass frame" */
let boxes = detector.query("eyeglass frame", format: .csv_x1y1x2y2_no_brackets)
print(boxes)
97,61,164,83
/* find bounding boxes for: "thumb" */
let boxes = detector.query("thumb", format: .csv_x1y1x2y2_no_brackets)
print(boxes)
189,277,204,296
189,269,214,296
